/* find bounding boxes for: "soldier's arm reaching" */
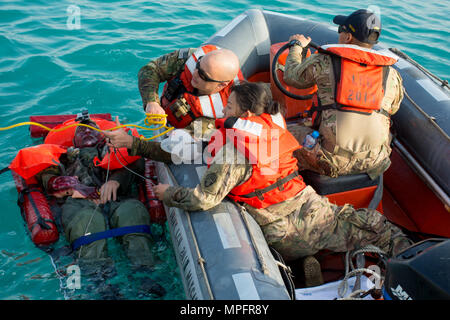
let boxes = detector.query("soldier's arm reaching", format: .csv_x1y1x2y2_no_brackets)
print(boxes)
138,48,195,109
156,143,252,212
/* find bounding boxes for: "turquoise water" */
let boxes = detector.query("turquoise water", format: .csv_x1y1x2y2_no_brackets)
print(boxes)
0,0,448,300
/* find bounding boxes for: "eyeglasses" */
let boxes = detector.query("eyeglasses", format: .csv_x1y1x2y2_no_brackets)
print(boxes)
338,25,348,33
195,56,229,83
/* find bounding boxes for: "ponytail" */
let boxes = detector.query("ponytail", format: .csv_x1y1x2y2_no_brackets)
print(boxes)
230,82,281,116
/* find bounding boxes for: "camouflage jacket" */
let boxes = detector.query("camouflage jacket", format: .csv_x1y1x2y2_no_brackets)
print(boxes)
138,48,196,109
283,45,404,177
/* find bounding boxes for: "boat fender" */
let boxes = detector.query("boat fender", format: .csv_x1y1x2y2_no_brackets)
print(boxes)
139,159,167,224
13,173,59,246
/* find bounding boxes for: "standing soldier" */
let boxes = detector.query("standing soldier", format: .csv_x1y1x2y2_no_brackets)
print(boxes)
284,9,404,179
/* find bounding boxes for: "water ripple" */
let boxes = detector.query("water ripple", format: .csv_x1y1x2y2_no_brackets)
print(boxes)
0,0,448,300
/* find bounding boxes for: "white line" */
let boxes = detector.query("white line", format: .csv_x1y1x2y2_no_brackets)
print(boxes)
213,212,241,249
232,273,260,300
215,14,246,37
394,58,410,69
416,78,450,102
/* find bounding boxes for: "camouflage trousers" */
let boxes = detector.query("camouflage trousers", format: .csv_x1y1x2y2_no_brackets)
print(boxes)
62,197,155,268
286,123,391,179
261,186,409,261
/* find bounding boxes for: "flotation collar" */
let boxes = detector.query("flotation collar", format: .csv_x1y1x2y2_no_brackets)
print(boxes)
44,118,141,170
44,118,114,147
208,113,306,209
9,144,68,180
161,44,245,128
308,44,397,117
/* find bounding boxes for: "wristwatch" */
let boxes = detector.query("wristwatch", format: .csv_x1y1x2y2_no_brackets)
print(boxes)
289,39,303,48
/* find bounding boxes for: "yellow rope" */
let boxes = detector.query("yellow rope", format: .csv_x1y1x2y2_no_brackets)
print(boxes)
0,113,174,141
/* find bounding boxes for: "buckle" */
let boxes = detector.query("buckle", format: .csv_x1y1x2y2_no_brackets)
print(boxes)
255,189,265,201
276,178,285,191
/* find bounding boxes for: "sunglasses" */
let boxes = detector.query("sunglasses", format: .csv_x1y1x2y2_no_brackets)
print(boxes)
195,56,229,83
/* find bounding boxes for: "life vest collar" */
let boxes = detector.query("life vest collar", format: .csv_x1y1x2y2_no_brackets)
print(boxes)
162,44,245,128
321,44,398,66
210,113,299,166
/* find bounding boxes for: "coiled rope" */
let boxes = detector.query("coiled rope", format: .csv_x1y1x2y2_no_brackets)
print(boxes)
337,245,387,300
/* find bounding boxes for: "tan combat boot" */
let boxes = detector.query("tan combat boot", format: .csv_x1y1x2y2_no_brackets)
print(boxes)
303,256,324,287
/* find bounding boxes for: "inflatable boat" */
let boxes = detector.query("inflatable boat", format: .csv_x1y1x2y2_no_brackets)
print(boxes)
156,9,450,300
11,9,449,300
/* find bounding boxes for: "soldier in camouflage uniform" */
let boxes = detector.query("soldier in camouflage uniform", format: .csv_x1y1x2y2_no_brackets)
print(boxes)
138,46,241,138
284,10,404,179
106,83,411,269
36,119,165,297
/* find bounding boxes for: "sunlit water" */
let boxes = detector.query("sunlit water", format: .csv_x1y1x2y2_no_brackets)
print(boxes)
0,0,448,300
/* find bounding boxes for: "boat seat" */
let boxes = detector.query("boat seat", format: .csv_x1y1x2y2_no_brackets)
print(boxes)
300,170,383,211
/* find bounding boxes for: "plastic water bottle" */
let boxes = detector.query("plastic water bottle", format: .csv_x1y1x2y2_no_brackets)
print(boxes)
303,130,320,150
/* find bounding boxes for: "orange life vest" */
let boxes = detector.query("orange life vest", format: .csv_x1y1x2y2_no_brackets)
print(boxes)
308,44,397,119
161,44,245,128
44,118,141,170
10,144,68,180
208,113,306,209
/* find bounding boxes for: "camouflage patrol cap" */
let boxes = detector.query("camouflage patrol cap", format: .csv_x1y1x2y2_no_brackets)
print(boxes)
333,9,382,44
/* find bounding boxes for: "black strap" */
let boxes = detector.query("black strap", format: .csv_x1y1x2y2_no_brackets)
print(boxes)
368,175,384,210
21,186,54,231
382,66,390,93
231,171,300,201
0,167,10,175
224,117,238,128
375,108,391,118
162,70,186,102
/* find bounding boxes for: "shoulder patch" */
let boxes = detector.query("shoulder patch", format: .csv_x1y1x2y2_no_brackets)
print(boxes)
203,173,218,188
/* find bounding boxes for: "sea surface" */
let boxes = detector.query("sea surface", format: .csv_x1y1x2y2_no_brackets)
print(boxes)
0,0,448,300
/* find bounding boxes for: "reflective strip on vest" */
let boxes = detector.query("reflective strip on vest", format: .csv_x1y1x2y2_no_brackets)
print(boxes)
185,47,206,73
210,93,224,118
185,46,222,74
321,44,399,61
198,95,215,118
233,118,263,137
271,113,286,129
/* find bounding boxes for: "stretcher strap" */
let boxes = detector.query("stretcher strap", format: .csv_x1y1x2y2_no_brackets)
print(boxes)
71,224,151,251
